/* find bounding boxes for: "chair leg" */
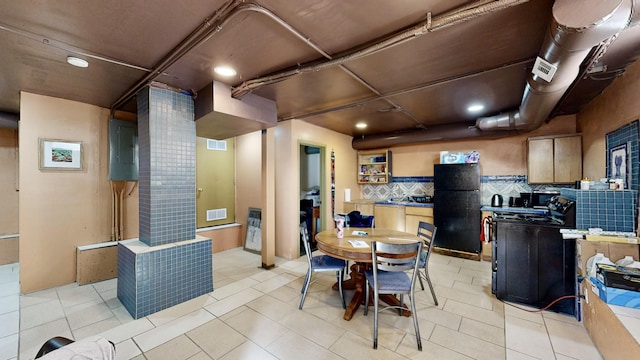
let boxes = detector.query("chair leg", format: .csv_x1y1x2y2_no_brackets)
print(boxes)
418,269,425,290
425,269,438,306
301,272,309,293
364,280,370,316
337,270,346,309
410,293,422,351
373,289,379,349
299,269,313,310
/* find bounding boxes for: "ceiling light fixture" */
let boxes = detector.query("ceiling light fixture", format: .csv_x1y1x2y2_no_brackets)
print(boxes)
467,104,485,112
66,56,89,68
214,66,237,77
356,123,367,129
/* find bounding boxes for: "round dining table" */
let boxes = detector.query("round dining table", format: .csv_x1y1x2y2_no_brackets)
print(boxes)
315,227,421,321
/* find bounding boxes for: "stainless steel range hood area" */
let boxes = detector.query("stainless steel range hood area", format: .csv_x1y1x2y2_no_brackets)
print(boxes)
194,81,277,140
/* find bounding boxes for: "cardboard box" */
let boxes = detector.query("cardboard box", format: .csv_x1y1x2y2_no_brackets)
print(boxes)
577,239,639,276
591,277,640,308
582,279,640,359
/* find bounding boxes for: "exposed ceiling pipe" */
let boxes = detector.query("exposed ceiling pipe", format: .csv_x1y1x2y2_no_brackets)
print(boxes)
353,0,637,150
0,111,19,129
231,0,530,98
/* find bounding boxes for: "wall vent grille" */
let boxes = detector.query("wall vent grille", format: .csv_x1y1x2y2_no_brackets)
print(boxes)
206,139,227,151
206,208,227,221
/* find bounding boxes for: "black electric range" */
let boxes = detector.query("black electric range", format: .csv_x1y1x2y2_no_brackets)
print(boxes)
491,196,578,317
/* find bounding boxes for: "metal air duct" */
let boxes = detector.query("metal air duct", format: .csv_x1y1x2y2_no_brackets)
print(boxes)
0,111,19,129
353,0,637,150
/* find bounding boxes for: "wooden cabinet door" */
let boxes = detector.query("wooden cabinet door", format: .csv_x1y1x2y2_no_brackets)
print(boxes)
528,138,554,183
374,205,405,231
357,203,375,215
553,135,582,183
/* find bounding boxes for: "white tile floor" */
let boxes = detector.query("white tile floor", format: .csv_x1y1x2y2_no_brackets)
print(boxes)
1,248,602,360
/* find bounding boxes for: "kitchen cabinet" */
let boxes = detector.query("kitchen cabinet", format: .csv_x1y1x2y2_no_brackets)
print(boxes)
494,220,576,315
528,134,582,184
374,204,405,231
343,200,375,215
358,149,390,184
405,206,433,234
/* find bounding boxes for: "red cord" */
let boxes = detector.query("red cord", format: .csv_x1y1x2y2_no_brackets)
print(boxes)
501,295,581,313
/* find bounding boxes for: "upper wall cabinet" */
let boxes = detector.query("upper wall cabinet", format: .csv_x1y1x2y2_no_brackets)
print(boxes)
528,134,582,184
357,149,391,184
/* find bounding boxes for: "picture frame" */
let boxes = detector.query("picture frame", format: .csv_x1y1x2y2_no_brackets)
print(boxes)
609,143,629,188
39,138,83,170
243,207,262,254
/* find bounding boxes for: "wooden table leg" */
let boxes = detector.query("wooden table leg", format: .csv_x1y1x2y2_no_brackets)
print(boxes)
332,262,411,320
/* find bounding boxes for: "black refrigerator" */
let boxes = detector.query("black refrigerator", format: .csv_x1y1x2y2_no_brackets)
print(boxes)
433,163,481,254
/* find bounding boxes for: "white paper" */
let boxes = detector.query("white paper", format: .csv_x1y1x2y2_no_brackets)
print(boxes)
349,240,369,248
344,188,351,202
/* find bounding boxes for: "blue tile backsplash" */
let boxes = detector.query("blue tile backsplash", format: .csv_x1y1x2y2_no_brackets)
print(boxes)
562,188,637,232
363,175,568,206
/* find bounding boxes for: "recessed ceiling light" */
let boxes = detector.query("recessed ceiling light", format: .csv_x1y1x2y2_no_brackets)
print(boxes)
67,56,88,68
467,104,485,112
214,66,237,77
356,123,367,129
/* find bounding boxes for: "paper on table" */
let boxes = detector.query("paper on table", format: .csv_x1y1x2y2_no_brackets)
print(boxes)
349,240,369,248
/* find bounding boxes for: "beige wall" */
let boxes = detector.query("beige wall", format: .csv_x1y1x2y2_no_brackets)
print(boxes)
578,60,640,180
274,120,358,259
389,115,577,177
235,131,263,245
19,92,113,293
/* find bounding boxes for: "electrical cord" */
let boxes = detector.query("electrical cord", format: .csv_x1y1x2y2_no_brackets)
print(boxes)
499,295,585,313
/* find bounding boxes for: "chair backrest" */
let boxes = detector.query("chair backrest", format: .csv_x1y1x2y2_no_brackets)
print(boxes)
417,221,437,249
417,221,437,263
371,241,422,274
347,211,375,228
300,223,313,265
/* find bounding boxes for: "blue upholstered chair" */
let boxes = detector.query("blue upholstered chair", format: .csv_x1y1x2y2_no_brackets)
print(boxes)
416,221,438,305
299,223,347,310
364,240,423,350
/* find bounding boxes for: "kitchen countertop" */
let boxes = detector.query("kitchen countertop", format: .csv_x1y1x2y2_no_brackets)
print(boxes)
375,200,434,208
481,206,549,215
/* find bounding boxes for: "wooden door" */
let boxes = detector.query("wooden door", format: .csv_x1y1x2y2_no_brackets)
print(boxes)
196,137,235,228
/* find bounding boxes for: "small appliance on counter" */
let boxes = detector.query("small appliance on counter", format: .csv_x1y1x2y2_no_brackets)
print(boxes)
491,194,503,207
409,195,432,203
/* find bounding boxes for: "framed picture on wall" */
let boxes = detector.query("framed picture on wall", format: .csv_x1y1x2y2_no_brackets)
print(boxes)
243,207,262,254
39,138,83,170
609,143,628,188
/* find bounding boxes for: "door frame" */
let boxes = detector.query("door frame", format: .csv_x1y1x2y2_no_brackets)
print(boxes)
298,141,326,232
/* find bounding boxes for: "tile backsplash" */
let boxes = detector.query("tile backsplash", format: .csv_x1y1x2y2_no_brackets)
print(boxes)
363,175,567,206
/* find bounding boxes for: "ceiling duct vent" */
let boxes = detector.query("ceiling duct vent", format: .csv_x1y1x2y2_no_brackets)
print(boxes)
195,81,277,140
532,56,558,82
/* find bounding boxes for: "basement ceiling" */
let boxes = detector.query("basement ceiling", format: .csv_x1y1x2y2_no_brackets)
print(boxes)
1,0,639,148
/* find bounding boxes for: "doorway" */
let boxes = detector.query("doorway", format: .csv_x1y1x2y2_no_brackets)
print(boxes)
299,143,325,255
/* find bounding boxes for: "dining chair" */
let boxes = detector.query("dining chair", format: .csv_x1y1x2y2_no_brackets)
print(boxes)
364,240,423,350
299,223,347,310
416,221,439,305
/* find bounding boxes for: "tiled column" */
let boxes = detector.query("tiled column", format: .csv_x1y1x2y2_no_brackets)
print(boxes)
118,86,213,319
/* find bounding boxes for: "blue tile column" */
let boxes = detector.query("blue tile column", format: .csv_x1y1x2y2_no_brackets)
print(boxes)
138,86,196,246
118,86,213,319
